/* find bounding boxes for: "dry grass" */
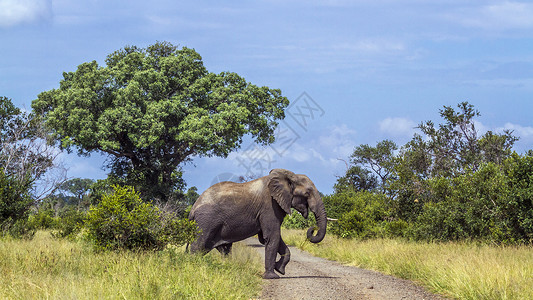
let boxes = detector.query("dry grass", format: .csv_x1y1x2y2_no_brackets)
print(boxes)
0,231,263,299
283,229,533,300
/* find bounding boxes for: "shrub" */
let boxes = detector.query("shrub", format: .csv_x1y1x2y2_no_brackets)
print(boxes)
496,153,533,243
282,209,316,229
85,185,197,251
27,208,56,229
51,208,86,239
328,191,391,239
408,163,512,242
0,170,34,238
323,190,360,219
407,201,470,241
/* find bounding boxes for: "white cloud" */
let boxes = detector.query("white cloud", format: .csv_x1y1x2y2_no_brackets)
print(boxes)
318,124,357,159
500,123,533,139
455,2,533,30
473,120,490,135
332,39,406,55
0,0,52,27
378,117,416,137
220,124,357,176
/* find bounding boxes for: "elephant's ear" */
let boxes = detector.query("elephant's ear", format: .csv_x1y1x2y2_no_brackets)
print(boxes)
268,169,295,214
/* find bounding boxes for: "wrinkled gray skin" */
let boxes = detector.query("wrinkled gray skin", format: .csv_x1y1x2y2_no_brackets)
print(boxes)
189,169,327,279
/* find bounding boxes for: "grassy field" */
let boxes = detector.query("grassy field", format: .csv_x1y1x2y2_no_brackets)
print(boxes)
0,231,263,299
283,229,533,300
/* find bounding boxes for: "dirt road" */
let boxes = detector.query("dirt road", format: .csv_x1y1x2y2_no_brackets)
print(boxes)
244,238,444,300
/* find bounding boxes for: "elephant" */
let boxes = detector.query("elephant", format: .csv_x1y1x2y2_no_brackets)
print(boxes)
188,168,327,279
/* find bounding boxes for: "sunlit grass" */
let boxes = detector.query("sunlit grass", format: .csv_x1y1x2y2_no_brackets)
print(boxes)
0,231,263,299
283,229,533,300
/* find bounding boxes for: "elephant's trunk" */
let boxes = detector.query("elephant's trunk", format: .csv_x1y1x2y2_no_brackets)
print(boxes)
306,190,327,243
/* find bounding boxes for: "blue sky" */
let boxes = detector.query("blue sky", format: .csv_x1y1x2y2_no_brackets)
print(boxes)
2,0,533,194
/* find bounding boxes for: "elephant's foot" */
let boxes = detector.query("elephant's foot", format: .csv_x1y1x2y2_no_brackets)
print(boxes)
275,261,286,275
263,271,280,279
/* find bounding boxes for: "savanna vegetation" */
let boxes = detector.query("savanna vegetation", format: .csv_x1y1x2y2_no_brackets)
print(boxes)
0,231,262,299
283,229,533,300
2,40,533,299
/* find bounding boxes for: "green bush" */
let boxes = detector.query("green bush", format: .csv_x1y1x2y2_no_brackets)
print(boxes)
85,185,198,251
0,170,34,238
328,191,392,239
51,208,86,239
323,190,360,219
408,162,517,243
27,208,56,229
407,201,470,241
502,153,533,243
282,209,316,229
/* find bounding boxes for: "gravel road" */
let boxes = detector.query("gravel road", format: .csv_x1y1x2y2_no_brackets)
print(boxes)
244,238,445,300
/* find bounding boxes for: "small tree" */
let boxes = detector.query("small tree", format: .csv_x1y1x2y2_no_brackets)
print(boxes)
58,178,94,210
334,165,378,193
183,186,200,206
337,140,397,195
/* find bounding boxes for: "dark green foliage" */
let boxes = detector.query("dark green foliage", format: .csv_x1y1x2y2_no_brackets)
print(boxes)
87,178,113,205
323,189,360,219
0,169,34,237
501,153,533,242
183,186,200,206
85,185,198,251
326,191,396,239
27,207,56,229
349,140,397,191
282,209,316,229
51,208,87,239
333,165,378,193
404,156,533,244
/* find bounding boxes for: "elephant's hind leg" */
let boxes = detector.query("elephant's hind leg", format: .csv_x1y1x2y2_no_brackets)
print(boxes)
190,222,222,254
216,243,233,255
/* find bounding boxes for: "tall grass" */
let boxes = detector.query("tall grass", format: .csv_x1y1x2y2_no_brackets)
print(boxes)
283,229,533,300
0,231,263,299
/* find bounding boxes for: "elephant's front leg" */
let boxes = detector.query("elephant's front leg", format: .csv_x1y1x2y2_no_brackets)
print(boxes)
275,239,290,275
263,234,281,279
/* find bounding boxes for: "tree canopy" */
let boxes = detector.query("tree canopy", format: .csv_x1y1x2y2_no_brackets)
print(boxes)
32,42,289,201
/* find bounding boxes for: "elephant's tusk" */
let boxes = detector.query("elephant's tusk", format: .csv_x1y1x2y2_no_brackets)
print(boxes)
327,217,338,222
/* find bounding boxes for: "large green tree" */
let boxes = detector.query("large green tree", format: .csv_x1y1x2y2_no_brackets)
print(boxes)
32,42,289,201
